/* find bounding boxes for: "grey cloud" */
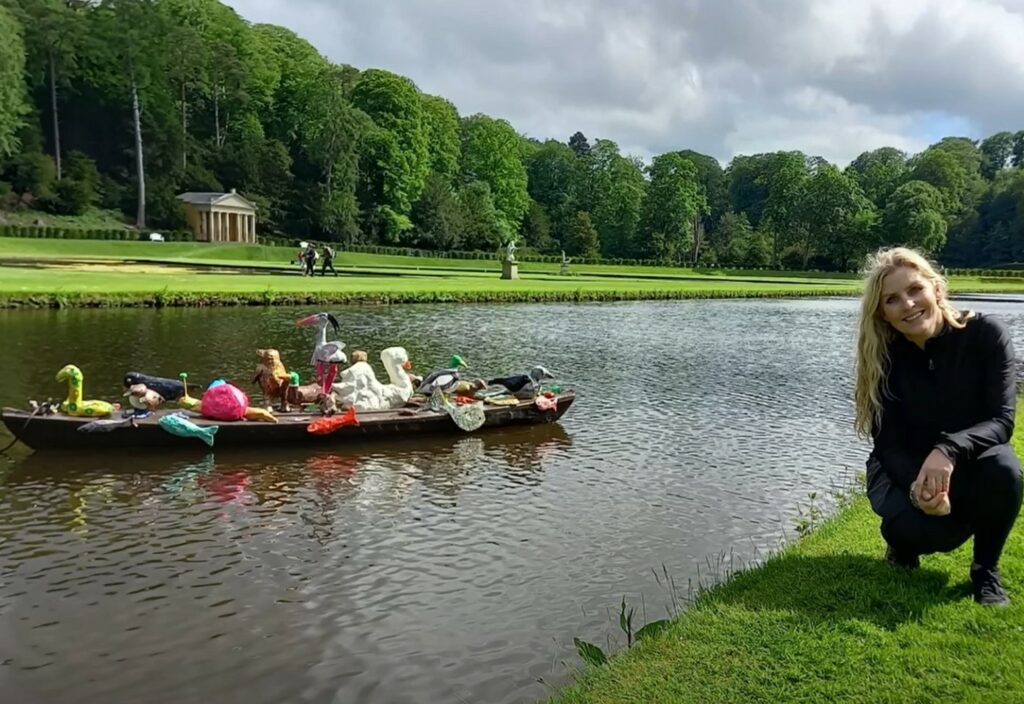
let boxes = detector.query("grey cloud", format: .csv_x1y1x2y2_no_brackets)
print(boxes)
228,0,1024,166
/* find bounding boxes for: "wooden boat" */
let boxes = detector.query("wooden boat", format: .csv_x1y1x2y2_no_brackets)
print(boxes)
1,391,576,451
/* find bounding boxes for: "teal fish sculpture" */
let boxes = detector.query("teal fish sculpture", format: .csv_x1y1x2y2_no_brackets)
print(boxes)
158,413,219,447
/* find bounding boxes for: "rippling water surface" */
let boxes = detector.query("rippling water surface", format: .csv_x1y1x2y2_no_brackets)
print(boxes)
1,297,1021,704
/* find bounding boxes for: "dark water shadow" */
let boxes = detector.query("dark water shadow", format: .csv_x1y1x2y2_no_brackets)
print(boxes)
709,553,956,631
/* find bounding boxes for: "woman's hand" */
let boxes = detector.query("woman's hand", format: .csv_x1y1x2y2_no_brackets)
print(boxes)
912,480,951,516
917,448,955,496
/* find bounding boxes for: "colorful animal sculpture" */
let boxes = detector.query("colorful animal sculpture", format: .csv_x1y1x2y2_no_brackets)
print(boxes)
284,371,326,408
201,383,249,422
244,407,278,423
123,383,165,414
253,348,293,411
296,312,347,393
56,364,117,417
158,413,219,447
124,372,185,401
177,372,202,411
416,355,469,396
487,365,556,397
335,346,416,411
306,406,359,435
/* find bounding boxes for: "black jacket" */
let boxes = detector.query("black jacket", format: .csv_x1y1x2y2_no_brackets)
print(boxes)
868,313,1017,499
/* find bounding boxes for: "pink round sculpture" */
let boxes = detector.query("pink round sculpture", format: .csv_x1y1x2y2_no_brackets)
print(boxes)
201,383,249,421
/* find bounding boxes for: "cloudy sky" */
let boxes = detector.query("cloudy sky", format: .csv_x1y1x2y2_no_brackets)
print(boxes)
227,0,1024,166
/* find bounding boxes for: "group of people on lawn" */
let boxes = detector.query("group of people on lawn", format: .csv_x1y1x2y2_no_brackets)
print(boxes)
297,243,337,277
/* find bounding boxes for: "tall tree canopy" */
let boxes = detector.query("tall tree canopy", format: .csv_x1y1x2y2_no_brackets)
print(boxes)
0,4,28,158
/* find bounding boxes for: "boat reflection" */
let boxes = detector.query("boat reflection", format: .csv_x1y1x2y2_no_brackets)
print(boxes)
6,424,573,531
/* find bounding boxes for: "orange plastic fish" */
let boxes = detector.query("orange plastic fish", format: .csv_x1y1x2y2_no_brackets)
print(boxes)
306,406,360,435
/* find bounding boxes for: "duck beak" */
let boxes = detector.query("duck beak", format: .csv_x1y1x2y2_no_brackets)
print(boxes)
402,360,413,370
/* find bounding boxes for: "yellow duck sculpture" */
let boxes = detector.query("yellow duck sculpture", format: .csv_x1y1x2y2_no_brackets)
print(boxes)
56,364,117,417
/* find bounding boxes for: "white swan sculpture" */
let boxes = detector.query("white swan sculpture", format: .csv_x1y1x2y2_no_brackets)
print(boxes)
333,347,414,411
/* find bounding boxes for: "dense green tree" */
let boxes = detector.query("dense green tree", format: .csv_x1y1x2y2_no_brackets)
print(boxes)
1012,131,1024,168
351,68,428,216
420,94,460,183
0,4,28,158
10,0,88,176
566,210,600,258
909,149,968,216
758,151,809,266
711,211,773,268
980,131,1015,179
798,164,875,270
846,147,908,209
568,131,590,159
883,180,948,252
458,179,504,251
639,152,705,263
459,113,529,233
520,199,555,252
410,171,461,250
586,140,645,257
525,139,577,243
675,150,724,263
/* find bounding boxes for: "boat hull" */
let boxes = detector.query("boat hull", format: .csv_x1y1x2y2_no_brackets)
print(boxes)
1,392,575,452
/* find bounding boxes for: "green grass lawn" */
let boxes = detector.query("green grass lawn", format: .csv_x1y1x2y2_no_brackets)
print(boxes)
553,406,1024,704
1,238,1022,307
0,237,857,280
0,263,861,308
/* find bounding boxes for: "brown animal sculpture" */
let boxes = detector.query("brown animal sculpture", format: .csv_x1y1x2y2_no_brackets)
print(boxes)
253,348,292,412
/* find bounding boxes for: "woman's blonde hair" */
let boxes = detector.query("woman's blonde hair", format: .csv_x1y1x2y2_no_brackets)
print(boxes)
854,246,968,438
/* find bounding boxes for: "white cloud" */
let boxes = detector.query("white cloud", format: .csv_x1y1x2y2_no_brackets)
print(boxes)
226,0,1024,166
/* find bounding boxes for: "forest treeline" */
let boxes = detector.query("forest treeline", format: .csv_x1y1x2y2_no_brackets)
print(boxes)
1,0,1022,269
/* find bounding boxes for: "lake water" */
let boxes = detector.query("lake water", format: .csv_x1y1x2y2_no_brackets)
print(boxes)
1,296,1021,704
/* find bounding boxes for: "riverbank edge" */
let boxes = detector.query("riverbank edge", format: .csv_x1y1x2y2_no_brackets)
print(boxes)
551,403,1024,703
0,287,860,309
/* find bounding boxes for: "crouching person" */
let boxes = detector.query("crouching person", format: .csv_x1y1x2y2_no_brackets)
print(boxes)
854,246,1021,606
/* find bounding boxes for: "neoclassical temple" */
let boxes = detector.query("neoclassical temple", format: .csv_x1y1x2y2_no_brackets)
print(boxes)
177,189,258,243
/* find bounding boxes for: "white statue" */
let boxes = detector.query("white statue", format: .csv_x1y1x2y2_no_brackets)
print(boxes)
505,237,517,262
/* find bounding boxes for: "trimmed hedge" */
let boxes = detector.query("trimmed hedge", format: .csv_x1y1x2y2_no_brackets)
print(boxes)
0,223,194,242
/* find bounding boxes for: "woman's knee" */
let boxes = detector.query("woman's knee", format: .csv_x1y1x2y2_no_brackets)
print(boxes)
973,445,1023,500
881,510,971,555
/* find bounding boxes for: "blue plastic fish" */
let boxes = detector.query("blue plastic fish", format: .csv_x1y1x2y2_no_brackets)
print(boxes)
158,413,219,447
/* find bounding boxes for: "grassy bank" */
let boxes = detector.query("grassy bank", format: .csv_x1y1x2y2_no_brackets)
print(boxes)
554,407,1024,703
0,263,858,308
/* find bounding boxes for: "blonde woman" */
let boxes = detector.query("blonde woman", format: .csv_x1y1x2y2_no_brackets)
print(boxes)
855,246,1020,606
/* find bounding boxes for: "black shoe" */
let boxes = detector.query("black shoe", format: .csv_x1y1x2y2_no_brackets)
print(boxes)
971,566,1010,607
885,544,920,570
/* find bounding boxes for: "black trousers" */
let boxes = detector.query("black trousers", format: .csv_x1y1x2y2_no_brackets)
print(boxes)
321,259,336,276
867,444,1022,569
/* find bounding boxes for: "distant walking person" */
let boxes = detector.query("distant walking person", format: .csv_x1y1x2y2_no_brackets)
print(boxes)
855,246,1021,606
321,245,337,276
303,244,317,277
